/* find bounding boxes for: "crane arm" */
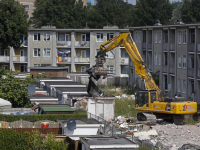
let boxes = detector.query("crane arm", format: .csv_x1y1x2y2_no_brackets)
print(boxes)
86,33,161,99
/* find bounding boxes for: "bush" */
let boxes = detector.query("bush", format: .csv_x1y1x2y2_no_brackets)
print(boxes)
184,119,199,125
26,74,50,79
0,129,68,150
0,109,87,122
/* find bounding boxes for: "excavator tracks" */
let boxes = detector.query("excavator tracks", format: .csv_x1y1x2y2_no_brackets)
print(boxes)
172,114,184,125
137,112,157,125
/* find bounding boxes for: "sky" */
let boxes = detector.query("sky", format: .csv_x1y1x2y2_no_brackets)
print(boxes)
89,0,182,5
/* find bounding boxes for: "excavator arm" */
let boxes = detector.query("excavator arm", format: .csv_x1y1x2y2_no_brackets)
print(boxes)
87,33,161,99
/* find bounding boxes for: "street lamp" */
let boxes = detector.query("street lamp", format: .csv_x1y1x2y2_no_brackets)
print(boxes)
38,72,45,88
97,100,104,120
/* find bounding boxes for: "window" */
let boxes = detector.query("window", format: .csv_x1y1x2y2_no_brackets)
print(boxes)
139,32,141,43
158,31,161,43
27,15,29,19
41,64,51,67
154,32,157,43
20,35,27,45
107,65,114,73
143,31,146,42
178,31,181,44
81,49,86,58
96,33,103,42
81,33,86,41
154,53,157,65
178,55,181,68
33,48,40,57
182,80,186,93
43,48,51,57
158,54,161,65
121,66,129,74
178,79,181,92
121,49,129,58
135,32,138,43
58,33,65,41
34,64,40,67
24,5,29,9
182,55,186,69
106,50,114,59
81,66,86,72
163,30,168,43
190,29,195,43
191,57,194,68
107,33,114,40
44,33,50,41
34,33,40,41
183,30,186,44
164,53,167,65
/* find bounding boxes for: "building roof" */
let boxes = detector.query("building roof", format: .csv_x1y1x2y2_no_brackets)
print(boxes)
80,137,138,149
68,94,91,98
57,118,102,124
29,96,57,99
42,106,74,112
45,81,82,86
125,23,200,30
55,87,87,92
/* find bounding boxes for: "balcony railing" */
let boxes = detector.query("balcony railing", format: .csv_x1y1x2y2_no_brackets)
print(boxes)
75,41,90,47
57,57,71,63
162,65,167,73
120,58,129,64
142,42,146,49
189,43,195,52
56,41,71,47
13,56,28,62
170,43,175,51
0,56,10,62
74,57,90,63
147,43,152,50
188,68,194,77
163,43,168,51
197,70,200,78
170,66,175,74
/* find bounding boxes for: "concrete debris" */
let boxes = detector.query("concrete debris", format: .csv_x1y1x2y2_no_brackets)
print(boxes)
134,129,158,137
115,94,135,100
195,122,200,127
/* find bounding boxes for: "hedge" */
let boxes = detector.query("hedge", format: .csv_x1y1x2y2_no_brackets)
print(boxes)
0,109,87,122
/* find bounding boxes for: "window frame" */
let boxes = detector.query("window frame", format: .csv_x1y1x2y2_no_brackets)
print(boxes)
33,48,40,57
182,79,186,93
182,55,186,69
154,32,157,43
178,79,181,92
154,53,157,65
33,33,40,41
96,33,103,42
107,33,114,40
24,5,29,9
158,53,161,65
178,55,181,68
178,31,182,44
43,48,51,57
107,65,114,73
34,64,41,67
183,30,186,44
81,65,86,72
158,31,161,43
43,33,51,41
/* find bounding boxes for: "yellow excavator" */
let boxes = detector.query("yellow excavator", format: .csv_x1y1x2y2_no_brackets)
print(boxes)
86,33,197,125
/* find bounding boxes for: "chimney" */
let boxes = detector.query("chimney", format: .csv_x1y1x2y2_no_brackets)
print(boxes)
154,20,162,26
177,18,184,24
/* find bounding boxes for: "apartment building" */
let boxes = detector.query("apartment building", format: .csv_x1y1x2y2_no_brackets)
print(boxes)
127,22,200,104
16,0,35,18
0,26,128,77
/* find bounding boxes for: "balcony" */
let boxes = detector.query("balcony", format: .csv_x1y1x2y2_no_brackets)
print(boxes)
74,57,90,63
170,43,175,52
0,56,9,62
197,70,200,78
75,41,90,48
56,41,71,47
57,57,71,63
162,65,167,73
188,43,195,52
147,43,152,50
120,58,129,65
188,68,194,77
163,43,168,51
13,56,27,62
142,42,146,50
170,66,175,74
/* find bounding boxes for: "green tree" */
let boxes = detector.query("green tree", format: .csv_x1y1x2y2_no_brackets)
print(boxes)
87,0,133,28
181,0,200,23
0,0,28,50
169,2,183,24
0,67,36,107
133,0,173,26
31,0,87,28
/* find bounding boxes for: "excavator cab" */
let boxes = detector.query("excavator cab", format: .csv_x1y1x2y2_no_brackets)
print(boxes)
135,90,157,108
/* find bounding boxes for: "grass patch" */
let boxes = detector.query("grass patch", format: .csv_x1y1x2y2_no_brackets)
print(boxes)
115,98,137,117
184,119,199,125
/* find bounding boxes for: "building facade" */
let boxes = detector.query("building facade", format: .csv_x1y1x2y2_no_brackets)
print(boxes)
0,26,129,77
127,23,200,104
